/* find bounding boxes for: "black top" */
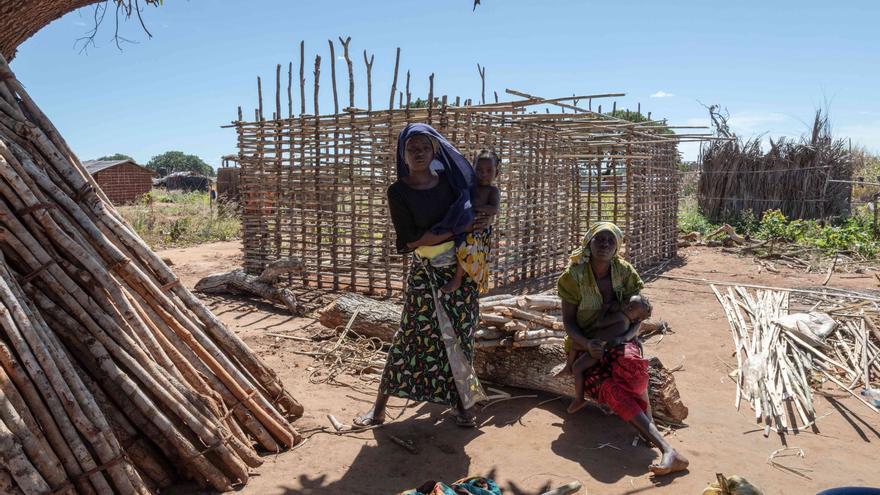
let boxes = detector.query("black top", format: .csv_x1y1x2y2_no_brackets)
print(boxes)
387,171,457,254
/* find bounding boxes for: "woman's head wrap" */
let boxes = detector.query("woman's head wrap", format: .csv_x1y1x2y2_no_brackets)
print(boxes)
568,221,624,265
396,123,475,236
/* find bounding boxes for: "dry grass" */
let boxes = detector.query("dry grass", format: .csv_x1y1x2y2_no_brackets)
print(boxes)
116,189,240,250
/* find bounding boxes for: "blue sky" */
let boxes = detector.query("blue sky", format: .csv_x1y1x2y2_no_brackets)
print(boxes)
11,0,880,168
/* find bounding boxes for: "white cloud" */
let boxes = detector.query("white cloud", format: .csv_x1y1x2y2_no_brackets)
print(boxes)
650,91,674,98
74,21,87,26
337,56,345,60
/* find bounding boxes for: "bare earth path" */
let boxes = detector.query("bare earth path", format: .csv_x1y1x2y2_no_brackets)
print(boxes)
160,241,880,494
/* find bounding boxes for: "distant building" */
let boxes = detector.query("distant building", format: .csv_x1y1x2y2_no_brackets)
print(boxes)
83,159,154,205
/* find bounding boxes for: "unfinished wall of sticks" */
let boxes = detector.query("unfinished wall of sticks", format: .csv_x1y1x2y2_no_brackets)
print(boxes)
236,43,681,296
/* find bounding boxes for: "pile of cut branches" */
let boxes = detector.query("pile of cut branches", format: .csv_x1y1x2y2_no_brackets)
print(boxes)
713,285,878,436
0,56,301,493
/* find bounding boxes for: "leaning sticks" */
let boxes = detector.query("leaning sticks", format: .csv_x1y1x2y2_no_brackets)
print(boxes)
0,54,301,493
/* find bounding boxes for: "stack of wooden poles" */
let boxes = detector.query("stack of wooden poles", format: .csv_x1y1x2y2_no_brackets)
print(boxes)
0,55,301,494
475,294,566,348
712,285,878,436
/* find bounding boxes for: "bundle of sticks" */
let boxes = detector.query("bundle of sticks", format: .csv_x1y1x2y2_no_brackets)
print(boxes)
0,55,301,494
474,294,566,349
712,285,878,436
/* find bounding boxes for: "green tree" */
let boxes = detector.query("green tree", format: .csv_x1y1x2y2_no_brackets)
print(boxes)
607,109,673,135
96,153,134,161
146,151,214,177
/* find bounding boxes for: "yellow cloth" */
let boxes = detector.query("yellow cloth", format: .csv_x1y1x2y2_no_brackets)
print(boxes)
415,241,455,260
456,229,492,294
568,221,624,265
558,222,642,351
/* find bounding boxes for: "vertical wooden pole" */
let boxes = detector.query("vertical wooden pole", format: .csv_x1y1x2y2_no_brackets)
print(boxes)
339,37,354,109
389,47,400,111
299,41,306,116
363,51,374,111
274,64,283,264
298,42,307,285
384,50,401,295
275,64,281,120
427,73,434,124
338,36,357,289
595,154,603,220
256,77,264,121
328,40,341,289
328,40,339,114
404,71,411,120
477,63,486,105
874,193,879,239
287,62,293,118
313,55,324,288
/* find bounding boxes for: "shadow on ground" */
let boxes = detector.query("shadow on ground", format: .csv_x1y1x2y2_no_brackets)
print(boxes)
262,390,675,495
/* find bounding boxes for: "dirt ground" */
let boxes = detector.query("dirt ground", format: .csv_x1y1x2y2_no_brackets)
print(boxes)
159,241,880,495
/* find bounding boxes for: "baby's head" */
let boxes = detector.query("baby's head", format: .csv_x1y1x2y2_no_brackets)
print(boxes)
474,149,500,186
623,295,652,323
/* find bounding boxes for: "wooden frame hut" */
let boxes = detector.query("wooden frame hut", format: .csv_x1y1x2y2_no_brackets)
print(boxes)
233,44,691,296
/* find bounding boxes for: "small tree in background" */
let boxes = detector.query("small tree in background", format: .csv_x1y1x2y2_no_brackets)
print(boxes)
146,151,214,177
96,153,135,161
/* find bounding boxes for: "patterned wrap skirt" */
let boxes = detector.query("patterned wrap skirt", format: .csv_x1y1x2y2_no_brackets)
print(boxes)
582,340,649,422
455,226,493,294
379,250,488,408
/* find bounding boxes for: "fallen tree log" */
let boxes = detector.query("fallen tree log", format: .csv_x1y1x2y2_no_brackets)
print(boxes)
195,259,304,315
317,293,688,423
474,346,688,423
317,292,401,341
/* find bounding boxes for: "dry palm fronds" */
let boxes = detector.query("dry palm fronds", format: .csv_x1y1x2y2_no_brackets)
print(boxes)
699,110,852,222
0,55,301,493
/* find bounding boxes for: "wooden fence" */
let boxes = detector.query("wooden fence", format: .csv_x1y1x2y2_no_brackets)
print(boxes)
233,43,682,296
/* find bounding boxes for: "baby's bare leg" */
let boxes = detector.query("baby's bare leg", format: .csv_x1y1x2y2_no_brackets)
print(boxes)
441,261,465,293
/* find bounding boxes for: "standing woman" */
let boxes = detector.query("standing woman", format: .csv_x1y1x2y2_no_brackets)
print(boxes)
354,124,488,428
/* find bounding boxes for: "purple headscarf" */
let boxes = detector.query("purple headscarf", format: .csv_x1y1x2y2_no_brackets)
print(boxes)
396,123,475,236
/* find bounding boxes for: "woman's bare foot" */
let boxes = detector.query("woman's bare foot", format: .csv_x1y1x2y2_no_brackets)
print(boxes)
648,449,689,476
352,409,385,429
567,398,589,414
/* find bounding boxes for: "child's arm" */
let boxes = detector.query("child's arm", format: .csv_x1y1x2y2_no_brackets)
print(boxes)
608,322,641,348
474,187,500,215
590,312,627,332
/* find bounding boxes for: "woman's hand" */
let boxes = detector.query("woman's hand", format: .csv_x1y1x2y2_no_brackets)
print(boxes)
406,230,454,249
587,339,605,359
561,301,592,349
473,212,495,231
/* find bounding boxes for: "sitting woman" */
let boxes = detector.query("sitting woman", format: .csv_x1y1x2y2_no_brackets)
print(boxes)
353,123,488,429
558,222,688,476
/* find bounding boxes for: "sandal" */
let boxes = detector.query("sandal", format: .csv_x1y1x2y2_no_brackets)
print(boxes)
352,412,385,429
453,413,477,428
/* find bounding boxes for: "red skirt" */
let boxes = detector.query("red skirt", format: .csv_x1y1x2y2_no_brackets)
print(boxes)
582,341,649,422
